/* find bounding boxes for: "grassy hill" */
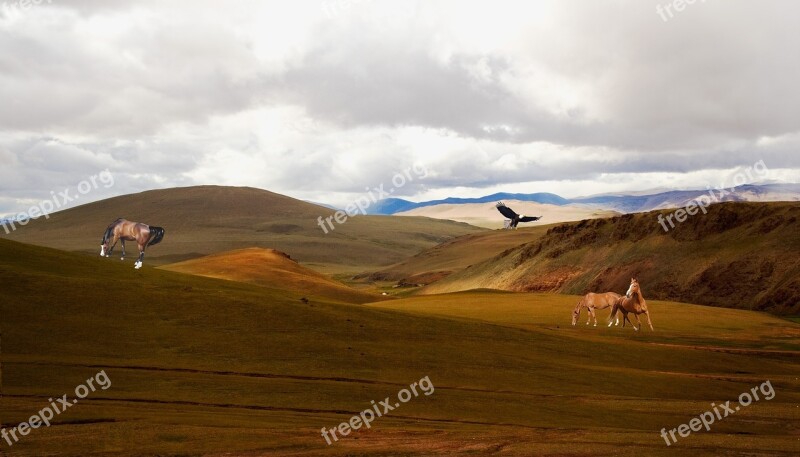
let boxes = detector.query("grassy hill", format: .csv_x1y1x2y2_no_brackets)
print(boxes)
160,247,382,304
422,202,800,315
1,238,798,456
0,185,483,272
358,227,550,284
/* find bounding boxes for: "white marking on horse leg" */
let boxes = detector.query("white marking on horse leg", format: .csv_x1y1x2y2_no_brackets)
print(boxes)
100,246,105,256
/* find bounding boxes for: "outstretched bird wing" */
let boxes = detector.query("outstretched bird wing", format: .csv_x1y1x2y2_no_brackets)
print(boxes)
519,216,542,223
496,202,519,219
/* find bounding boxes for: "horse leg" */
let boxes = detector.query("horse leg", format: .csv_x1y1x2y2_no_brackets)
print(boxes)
626,313,638,332
645,311,654,331
633,313,642,332
135,243,145,269
623,311,636,330
120,239,126,260
107,236,119,257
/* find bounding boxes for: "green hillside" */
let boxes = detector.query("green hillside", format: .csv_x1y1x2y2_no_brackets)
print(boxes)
0,238,798,456
1,186,484,273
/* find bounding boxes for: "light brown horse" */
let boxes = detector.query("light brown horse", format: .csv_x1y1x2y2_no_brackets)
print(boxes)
608,278,654,331
100,218,165,269
572,292,621,326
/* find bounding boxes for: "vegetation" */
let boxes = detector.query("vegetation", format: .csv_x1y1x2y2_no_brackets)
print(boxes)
422,202,800,314
1,238,798,456
2,185,484,273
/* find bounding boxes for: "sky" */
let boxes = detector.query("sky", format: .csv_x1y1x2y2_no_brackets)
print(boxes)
1,0,799,215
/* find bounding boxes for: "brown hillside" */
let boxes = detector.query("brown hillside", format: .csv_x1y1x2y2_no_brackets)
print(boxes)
358,227,548,284
422,202,800,315
160,247,382,304
1,185,483,271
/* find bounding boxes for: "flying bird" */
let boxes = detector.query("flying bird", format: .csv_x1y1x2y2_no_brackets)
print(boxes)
495,202,542,229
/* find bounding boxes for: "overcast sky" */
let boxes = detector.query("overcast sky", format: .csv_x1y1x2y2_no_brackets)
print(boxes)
1,0,799,215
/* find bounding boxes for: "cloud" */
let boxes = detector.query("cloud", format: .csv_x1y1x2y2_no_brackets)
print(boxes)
0,0,798,213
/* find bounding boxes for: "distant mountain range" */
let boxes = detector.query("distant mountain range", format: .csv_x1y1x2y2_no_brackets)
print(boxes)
367,192,570,214
366,183,800,215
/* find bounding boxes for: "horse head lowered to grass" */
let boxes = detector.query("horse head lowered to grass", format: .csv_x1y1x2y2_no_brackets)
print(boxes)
100,218,165,269
572,292,621,326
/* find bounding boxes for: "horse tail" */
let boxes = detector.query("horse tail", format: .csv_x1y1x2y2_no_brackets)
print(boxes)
608,300,619,323
147,226,165,246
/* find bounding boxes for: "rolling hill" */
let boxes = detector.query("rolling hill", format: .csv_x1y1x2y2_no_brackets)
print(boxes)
159,247,382,304
0,185,483,272
1,238,798,456
421,202,800,315
358,226,550,285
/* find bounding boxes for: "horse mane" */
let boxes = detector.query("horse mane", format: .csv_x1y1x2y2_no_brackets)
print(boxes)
102,218,125,244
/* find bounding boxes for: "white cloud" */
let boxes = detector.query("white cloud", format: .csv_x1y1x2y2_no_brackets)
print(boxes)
0,0,798,214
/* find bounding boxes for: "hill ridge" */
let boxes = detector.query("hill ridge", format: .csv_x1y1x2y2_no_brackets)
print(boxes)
1,185,484,271
160,247,382,304
421,202,800,314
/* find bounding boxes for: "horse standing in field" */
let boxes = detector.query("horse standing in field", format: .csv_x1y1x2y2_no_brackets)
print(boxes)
100,218,165,269
572,292,622,326
608,278,654,331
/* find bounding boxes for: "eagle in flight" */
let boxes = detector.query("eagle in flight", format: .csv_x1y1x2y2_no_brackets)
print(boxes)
495,202,542,229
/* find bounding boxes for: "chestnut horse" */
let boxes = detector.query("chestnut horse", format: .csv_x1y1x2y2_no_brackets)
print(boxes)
100,218,165,269
572,292,621,326
608,278,654,331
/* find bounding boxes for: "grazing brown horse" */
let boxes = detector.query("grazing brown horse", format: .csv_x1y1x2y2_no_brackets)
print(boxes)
100,218,165,269
608,278,654,331
572,292,621,326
